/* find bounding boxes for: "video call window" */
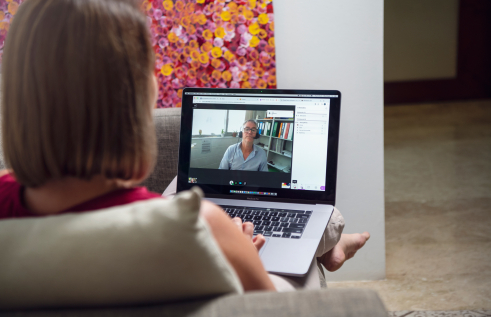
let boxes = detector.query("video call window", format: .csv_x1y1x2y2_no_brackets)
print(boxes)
190,109,294,174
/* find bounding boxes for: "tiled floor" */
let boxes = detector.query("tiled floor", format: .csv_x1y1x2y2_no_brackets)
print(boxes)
326,99,491,311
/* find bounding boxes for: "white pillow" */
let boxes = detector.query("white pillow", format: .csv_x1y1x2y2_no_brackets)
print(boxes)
0,187,243,310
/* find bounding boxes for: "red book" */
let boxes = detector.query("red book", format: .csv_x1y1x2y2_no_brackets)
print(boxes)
284,123,290,139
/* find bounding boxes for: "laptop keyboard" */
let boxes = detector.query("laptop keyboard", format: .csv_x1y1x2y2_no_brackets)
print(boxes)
219,205,312,239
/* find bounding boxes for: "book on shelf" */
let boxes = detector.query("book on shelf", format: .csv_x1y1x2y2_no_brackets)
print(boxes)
284,123,290,139
272,122,279,137
288,124,293,140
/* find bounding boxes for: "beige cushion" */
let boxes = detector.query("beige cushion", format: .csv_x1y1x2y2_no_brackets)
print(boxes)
0,187,243,310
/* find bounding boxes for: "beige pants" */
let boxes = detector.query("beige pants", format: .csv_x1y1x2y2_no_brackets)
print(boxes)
163,177,345,291
269,207,345,291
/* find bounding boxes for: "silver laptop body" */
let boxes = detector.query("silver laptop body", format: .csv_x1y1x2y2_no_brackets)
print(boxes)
177,88,341,276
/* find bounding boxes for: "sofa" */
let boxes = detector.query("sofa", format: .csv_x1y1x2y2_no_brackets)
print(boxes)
0,108,387,316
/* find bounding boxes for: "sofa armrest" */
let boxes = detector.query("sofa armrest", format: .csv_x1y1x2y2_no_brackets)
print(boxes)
141,108,182,194
0,289,387,317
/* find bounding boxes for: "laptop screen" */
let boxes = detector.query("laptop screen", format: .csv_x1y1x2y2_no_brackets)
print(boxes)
177,88,341,204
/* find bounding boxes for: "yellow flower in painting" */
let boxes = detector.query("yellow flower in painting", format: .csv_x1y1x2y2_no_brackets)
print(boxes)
197,13,207,25
258,29,268,39
238,56,247,66
214,26,226,38
227,2,238,13
177,89,183,99
211,47,223,58
221,11,231,21
268,37,275,47
211,59,221,68
142,0,152,11
189,40,199,50
256,67,265,77
242,81,252,89
257,78,267,89
258,13,269,25
224,50,236,62
0,22,9,31
202,29,213,40
199,52,210,64
244,10,254,20
176,102,182,108
249,0,257,9
0,11,4,21
190,50,200,60
197,0,205,3
238,5,245,13
267,76,276,86
249,49,259,60
181,16,191,28
183,47,192,57
187,24,197,34
163,0,173,11
239,71,249,82
249,36,260,47
212,70,222,80
8,1,18,15
186,3,195,13
269,21,275,31
222,70,232,82
188,69,197,78
248,23,260,35
175,1,184,11
190,60,201,69
168,32,179,43
201,42,213,52
200,73,210,83
171,51,180,62
161,64,174,76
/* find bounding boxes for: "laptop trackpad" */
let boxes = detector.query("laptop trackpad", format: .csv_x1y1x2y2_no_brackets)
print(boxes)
258,237,271,257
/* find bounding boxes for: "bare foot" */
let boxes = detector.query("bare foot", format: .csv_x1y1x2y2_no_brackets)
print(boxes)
320,232,370,272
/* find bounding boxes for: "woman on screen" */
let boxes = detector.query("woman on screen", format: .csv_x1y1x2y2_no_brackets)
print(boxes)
219,120,268,172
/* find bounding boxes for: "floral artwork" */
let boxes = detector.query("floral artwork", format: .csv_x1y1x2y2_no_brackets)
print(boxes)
0,0,277,108
142,0,276,108
0,0,20,65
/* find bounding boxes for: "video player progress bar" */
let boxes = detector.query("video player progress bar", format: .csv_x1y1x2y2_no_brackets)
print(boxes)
230,190,277,196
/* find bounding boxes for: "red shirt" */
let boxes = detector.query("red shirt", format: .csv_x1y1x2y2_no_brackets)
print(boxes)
0,173,163,219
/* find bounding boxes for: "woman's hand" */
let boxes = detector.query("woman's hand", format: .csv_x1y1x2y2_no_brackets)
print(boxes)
199,200,275,291
231,217,266,252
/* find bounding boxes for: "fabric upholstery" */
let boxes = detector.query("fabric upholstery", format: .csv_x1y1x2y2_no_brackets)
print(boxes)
141,108,182,193
0,289,387,317
0,187,243,310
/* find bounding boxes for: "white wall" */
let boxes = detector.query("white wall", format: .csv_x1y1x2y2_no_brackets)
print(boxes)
274,0,385,281
190,137,239,169
384,0,459,82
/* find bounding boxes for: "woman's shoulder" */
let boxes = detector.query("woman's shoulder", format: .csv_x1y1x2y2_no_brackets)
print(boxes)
0,170,20,191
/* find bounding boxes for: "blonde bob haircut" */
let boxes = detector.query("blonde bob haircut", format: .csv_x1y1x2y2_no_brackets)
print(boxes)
1,0,157,187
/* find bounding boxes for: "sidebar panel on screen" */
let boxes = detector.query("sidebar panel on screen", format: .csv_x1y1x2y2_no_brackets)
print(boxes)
290,100,330,191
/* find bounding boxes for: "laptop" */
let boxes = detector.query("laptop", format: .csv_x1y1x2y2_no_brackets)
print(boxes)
177,88,341,276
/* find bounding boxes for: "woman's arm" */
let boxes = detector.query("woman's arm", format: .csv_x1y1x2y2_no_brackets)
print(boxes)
199,200,276,292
